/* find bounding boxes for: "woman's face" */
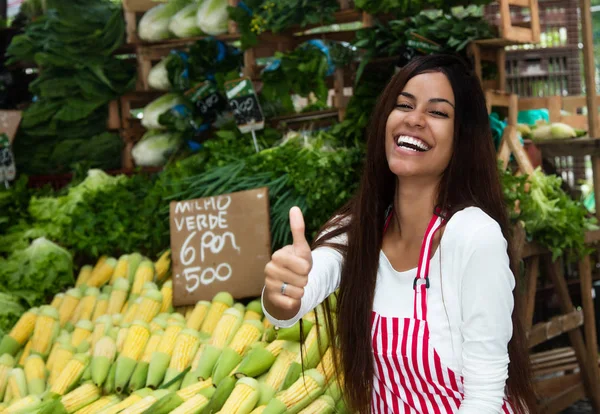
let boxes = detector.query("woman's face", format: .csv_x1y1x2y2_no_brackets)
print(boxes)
385,72,456,181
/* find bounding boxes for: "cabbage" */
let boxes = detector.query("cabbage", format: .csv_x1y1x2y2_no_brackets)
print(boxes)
169,2,204,38
142,93,186,129
132,130,183,167
148,58,172,91
139,0,192,42
196,0,229,36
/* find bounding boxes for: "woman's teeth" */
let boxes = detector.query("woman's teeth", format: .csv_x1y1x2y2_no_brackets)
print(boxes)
396,135,431,152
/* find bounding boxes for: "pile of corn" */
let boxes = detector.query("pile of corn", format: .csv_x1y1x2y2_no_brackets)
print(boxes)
0,251,348,414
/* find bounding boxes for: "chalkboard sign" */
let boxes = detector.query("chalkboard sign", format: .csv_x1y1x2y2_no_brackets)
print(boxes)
169,187,272,306
0,111,22,144
0,134,16,182
225,77,265,134
187,81,225,123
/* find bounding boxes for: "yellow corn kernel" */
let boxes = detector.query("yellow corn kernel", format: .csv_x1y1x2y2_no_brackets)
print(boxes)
48,345,75,386
141,331,163,364
131,261,155,296
3,395,41,412
50,355,88,396
92,295,109,322
71,321,94,348
200,302,229,336
263,318,273,330
250,406,266,414
185,301,210,331
97,393,142,414
190,344,205,371
45,341,61,372
90,317,111,350
59,290,82,327
122,299,141,325
87,258,117,288
156,324,184,355
51,294,64,309
176,378,213,401
60,383,101,413
119,395,156,414
154,250,171,283
169,330,200,372
316,348,335,384
116,327,129,354
75,265,93,287
110,255,130,285
265,340,285,357
159,281,172,313
170,394,209,414
264,349,297,390
107,278,129,315
219,379,259,413
17,341,32,367
74,394,121,414
209,309,242,348
121,322,150,361
71,289,99,324
7,310,37,346
278,373,321,408
30,307,59,357
244,310,262,321
228,322,263,355
24,354,45,383
6,368,26,401
298,395,335,414
149,317,167,333
133,291,162,323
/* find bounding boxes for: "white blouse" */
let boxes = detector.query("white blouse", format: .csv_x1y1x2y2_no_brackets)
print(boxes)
262,207,515,413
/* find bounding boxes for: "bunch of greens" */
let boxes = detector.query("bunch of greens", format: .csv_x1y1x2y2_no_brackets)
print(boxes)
6,0,136,175
228,0,340,49
355,0,492,15
0,293,25,340
0,176,49,236
0,237,74,307
261,43,331,116
500,167,598,260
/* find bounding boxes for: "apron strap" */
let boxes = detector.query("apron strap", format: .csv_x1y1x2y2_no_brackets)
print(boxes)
414,214,445,321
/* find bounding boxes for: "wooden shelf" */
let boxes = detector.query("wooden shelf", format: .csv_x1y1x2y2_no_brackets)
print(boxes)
527,137,600,157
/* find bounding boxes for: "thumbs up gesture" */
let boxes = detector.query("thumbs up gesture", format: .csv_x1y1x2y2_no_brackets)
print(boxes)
263,207,313,317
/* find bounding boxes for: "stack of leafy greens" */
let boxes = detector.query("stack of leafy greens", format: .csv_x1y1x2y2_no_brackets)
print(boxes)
354,0,492,15
6,0,136,175
501,167,598,260
228,0,341,49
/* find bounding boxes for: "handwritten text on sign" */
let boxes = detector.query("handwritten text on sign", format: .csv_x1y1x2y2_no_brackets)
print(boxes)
169,188,271,306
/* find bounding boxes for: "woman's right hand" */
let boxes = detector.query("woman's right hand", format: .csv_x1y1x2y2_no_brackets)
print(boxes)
263,206,313,320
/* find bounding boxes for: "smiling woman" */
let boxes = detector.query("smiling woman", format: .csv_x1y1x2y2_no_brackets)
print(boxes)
261,54,537,414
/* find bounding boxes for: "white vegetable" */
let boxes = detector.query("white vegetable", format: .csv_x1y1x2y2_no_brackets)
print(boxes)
138,0,191,42
148,59,171,91
169,3,204,38
132,130,182,167
141,93,186,130
196,0,229,36
550,122,577,139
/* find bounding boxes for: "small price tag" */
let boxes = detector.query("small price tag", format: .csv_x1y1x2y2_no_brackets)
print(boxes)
187,81,225,123
225,77,265,134
0,134,16,183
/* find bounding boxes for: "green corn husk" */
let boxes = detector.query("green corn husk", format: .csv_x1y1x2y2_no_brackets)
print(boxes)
234,342,277,379
201,375,236,414
128,361,149,393
103,362,117,395
211,347,243,386
275,321,313,342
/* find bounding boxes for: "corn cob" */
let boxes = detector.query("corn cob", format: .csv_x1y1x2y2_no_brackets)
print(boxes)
90,315,112,350
110,255,130,285
133,289,163,323
115,320,150,393
111,313,124,328
263,369,326,414
116,324,130,353
200,292,234,336
59,289,83,327
92,293,109,322
154,250,171,283
159,280,173,313
235,341,283,379
48,343,76,387
181,344,206,388
258,343,301,405
243,300,264,321
185,301,210,331
184,306,194,320
46,333,68,371
87,257,117,288
141,282,158,296
250,406,267,414
74,394,121,414
75,265,93,288
163,329,200,389
107,278,129,315
203,375,236,414
30,306,60,357
275,320,314,342
297,324,330,370
5,368,27,403
263,318,273,331
123,297,142,325
0,354,15,401
51,294,64,309
17,340,32,367
170,393,209,414
2,395,42,413
316,347,336,385
0,308,38,356
49,353,89,396
297,395,336,414
234,302,246,314
71,287,99,324
150,316,168,333
125,253,144,284
119,389,168,414
23,355,46,395
213,320,264,385
102,284,113,296
102,361,117,395
218,377,260,414
127,329,162,393
59,383,101,413
146,321,184,389
70,320,93,348
323,378,342,403
168,312,186,325
131,260,155,297
96,388,151,414
91,336,117,387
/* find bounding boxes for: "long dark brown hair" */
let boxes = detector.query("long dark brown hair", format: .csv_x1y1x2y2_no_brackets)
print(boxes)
311,54,536,413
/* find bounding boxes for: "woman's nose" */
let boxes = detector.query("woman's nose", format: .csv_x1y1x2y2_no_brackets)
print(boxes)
404,111,425,128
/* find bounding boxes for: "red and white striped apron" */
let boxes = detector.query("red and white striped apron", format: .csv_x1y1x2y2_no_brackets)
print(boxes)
371,212,515,413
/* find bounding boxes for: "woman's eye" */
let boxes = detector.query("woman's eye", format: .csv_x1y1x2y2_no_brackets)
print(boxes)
430,110,449,118
395,103,412,110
